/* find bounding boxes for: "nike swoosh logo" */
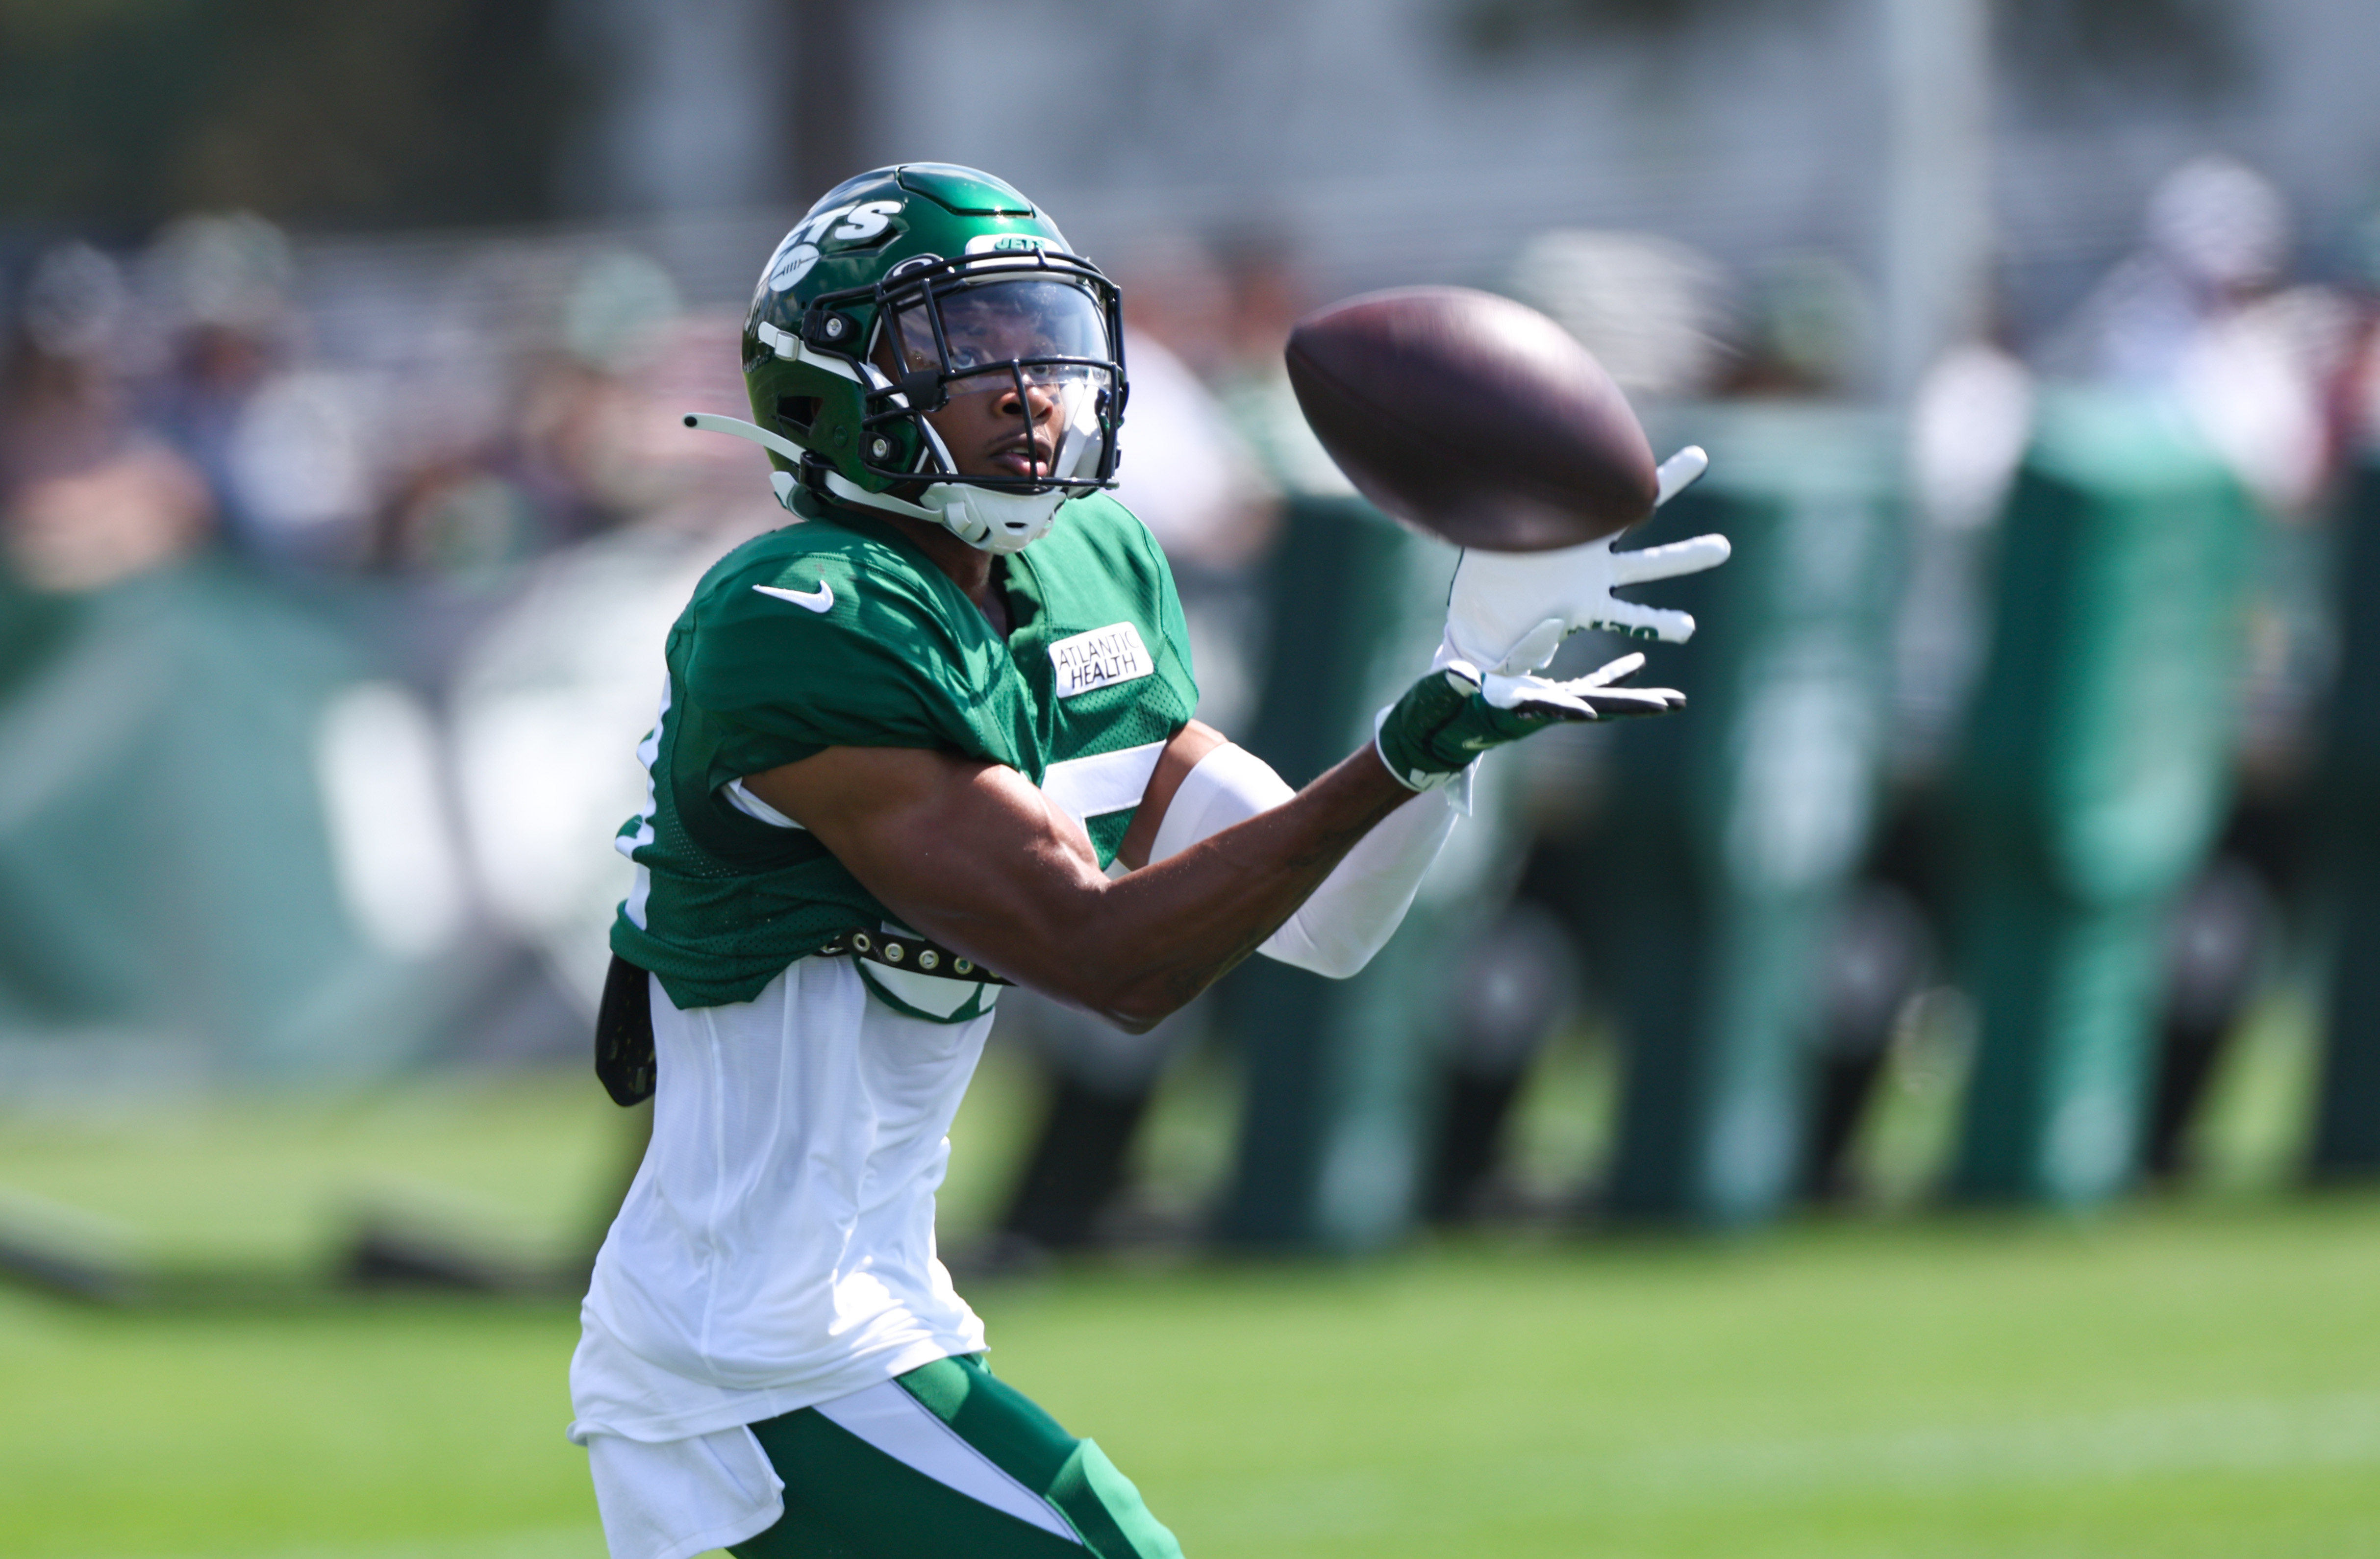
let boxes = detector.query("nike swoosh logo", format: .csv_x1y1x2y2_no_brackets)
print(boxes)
753,579,834,613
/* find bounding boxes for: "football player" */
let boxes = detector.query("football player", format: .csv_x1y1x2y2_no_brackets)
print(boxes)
568,163,1725,1559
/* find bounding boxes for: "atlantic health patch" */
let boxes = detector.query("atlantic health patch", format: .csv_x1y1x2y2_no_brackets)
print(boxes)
1049,622,1154,700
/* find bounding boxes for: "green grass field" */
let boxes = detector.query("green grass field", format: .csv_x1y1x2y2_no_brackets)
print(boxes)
6,1199,2379,1559
3,1016,2375,1559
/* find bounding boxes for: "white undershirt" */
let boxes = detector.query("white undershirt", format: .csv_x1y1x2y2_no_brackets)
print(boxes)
571,959,992,1449
575,744,1453,1559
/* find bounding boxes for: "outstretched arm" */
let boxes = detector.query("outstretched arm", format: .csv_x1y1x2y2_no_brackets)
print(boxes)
749,635,1686,1029
743,738,1414,1032
1125,729,1460,981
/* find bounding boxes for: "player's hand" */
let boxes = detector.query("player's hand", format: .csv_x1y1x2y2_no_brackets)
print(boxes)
1374,652,1684,792
1444,447,1729,672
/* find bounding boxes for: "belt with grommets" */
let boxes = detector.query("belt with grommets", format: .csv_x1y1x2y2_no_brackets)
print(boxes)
814,927,1010,985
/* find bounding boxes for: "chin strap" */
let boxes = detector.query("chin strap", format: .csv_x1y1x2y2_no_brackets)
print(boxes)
682,411,1066,552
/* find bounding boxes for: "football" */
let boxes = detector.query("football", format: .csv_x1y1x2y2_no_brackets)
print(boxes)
1284,286,1657,552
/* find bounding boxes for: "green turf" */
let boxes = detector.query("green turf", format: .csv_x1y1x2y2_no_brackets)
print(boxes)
0,1073,633,1280
5,1197,2379,1559
1,1009,2366,1559
0,1041,1045,1285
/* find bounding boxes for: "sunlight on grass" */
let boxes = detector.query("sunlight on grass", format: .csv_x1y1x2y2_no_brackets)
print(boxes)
9,1198,2376,1559
0,975,2359,1559
0,1072,628,1278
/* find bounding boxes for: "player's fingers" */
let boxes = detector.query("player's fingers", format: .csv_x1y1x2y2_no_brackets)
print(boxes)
1653,445,1709,507
1573,651,1646,689
1481,671,1598,721
1478,670,1550,709
1581,687,1685,718
1609,532,1731,585
1508,694,1598,724
1582,599,1698,643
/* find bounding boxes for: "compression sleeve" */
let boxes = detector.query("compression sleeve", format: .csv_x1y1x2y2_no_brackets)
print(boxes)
1147,743,1459,980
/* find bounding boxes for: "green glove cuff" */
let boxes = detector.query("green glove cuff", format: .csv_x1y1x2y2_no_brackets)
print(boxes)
1374,669,1555,792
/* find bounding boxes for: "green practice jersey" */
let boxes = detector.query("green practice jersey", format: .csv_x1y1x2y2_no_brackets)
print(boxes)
612,494,1199,1010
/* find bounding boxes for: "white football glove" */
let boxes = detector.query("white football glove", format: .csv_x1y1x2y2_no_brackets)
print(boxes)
1445,446,1730,674
1468,650,1685,721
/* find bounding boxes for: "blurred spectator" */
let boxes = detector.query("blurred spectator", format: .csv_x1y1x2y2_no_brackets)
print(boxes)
1800,881,1935,1202
1208,231,1357,498
2334,202,2380,459
1419,900,1580,1223
224,366,377,568
1891,336,2034,778
525,250,701,530
5,442,214,594
3,243,135,490
140,214,335,565
375,249,712,600
2,242,217,594
2049,155,2288,387
2046,155,2351,517
2145,854,2273,1182
2052,157,2361,773
391,250,715,572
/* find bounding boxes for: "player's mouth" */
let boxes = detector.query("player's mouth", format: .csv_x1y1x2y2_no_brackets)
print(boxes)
985,436,1055,479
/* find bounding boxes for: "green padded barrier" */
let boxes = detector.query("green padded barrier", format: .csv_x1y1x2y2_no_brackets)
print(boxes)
1215,495,1489,1251
1589,405,1905,1226
0,560,450,1088
1950,390,2254,1205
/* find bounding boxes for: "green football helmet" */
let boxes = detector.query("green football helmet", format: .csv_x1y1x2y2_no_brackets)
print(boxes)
687,163,1127,554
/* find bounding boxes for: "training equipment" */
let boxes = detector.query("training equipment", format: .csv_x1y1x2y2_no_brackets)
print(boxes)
686,164,1127,554
1374,652,1684,792
1952,391,2261,1207
1579,405,1904,1228
1443,447,1729,670
1284,285,1656,551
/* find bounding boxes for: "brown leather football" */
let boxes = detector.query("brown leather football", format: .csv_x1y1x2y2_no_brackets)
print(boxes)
1284,286,1657,551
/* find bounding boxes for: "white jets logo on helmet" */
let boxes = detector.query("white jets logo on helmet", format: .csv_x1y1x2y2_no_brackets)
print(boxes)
761,199,906,293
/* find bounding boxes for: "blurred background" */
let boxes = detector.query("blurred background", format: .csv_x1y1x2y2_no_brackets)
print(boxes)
4,1,2380,1556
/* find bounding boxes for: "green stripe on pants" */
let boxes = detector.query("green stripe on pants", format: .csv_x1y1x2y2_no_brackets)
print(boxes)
732,1355,1183,1559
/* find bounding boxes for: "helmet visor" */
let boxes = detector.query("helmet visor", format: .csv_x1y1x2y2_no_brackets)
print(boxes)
887,277,1119,488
